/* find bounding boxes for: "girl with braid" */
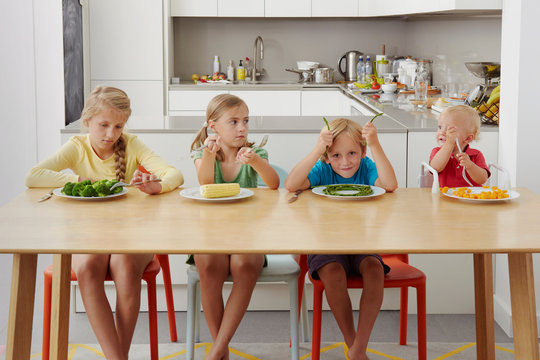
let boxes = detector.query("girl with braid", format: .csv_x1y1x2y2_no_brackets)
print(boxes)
25,86,183,360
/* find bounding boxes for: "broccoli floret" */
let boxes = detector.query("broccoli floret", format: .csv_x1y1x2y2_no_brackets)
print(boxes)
71,182,86,197
80,184,98,197
111,185,123,194
81,180,92,186
94,182,111,197
61,182,75,196
106,179,118,188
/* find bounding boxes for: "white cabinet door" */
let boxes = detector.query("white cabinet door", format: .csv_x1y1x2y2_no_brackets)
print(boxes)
169,90,229,111
88,0,163,80
407,130,499,188
265,0,311,17
312,0,358,17
229,91,301,116
366,133,407,189
362,0,501,17
301,91,355,116
170,0,218,16
218,0,264,17
91,80,164,129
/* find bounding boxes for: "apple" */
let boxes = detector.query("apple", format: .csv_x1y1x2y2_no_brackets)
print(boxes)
218,73,226,80
200,75,208,81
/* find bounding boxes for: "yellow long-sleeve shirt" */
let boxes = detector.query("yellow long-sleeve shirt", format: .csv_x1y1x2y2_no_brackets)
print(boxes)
25,133,183,193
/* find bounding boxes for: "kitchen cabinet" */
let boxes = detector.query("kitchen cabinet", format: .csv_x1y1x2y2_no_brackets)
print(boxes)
407,130,499,187
85,0,164,127
169,90,229,116
265,0,311,17
362,0,501,17
170,0,217,16
301,90,374,116
312,0,358,17
217,0,264,17
228,90,302,116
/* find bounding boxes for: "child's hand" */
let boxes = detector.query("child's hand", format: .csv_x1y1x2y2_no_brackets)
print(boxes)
236,147,258,164
455,152,473,169
204,135,221,154
362,122,379,146
317,127,333,155
130,169,162,195
445,126,458,147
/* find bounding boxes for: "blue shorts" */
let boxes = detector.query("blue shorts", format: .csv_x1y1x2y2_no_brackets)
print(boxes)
307,254,390,280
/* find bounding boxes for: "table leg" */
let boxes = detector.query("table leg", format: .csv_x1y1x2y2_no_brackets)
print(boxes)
6,254,37,360
49,254,72,360
473,253,495,360
508,253,539,359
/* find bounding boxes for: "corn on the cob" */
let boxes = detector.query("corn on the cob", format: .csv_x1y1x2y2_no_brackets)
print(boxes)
200,183,241,198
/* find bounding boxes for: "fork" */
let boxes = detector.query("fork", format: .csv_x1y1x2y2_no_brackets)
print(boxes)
110,179,162,191
246,134,269,153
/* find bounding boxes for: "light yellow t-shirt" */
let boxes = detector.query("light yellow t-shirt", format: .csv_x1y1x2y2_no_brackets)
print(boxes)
25,133,183,193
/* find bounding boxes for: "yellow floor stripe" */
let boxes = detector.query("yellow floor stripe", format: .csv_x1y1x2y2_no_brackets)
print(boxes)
433,342,476,360
495,344,515,354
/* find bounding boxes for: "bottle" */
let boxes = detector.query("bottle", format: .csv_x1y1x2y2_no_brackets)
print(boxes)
227,60,235,81
237,59,245,81
364,55,373,82
244,57,252,81
213,55,220,74
356,55,365,83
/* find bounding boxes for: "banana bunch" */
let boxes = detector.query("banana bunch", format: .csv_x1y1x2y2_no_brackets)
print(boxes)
475,85,500,124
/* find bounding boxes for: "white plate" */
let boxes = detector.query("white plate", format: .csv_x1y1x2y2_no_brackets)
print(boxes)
312,185,386,200
442,187,520,203
180,187,254,202
52,187,128,200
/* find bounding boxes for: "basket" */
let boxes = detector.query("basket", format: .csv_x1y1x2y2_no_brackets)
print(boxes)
475,101,499,125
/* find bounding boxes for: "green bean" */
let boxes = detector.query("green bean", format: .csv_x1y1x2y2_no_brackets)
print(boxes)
322,184,373,197
322,117,330,157
363,113,384,146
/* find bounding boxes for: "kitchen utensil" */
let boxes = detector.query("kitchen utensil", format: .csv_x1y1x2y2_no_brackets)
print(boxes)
455,138,474,186
296,61,319,71
110,179,162,191
381,83,397,93
313,68,333,83
287,189,303,203
286,68,313,83
38,190,54,202
337,50,363,82
246,134,269,153
464,62,500,84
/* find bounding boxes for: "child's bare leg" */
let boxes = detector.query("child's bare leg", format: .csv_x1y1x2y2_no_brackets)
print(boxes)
347,257,384,360
109,253,153,355
73,254,126,360
206,254,264,360
194,254,230,341
317,262,356,347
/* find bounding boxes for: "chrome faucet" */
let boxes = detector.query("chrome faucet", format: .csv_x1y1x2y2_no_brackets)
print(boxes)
252,36,264,81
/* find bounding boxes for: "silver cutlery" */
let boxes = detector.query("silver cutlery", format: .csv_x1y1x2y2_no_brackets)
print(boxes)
287,189,303,203
110,179,162,191
247,134,269,153
38,190,54,202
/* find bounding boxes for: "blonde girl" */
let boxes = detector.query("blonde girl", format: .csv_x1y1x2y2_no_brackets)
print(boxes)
189,93,278,360
26,86,183,360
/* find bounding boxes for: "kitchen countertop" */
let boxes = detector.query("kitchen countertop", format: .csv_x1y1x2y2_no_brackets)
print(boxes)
62,115,407,134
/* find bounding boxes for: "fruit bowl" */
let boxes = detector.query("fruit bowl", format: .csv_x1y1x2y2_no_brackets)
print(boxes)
464,62,501,79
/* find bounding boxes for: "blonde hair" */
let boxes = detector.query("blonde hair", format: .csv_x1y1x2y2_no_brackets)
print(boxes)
81,86,131,181
190,94,253,161
321,118,366,161
441,105,481,140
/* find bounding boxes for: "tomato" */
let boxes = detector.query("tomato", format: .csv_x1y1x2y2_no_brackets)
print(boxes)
371,94,380,99
371,83,381,90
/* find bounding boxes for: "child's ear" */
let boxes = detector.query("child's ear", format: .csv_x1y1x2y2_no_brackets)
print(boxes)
464,133,474,144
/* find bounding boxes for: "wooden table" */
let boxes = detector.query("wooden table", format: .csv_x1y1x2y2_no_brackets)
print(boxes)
1,188,538,359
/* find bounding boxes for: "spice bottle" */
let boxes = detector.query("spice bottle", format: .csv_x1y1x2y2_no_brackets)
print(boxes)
227,60,235,81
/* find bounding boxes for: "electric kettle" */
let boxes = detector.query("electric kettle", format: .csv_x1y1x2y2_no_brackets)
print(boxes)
338,50,363,81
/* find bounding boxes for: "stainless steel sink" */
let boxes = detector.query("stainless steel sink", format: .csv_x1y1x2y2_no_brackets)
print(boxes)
240,81,300,85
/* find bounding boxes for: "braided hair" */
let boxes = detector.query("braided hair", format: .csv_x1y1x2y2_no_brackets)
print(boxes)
81,86,131,181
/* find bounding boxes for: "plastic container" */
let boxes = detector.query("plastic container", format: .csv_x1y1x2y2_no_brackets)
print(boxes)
227,60,235,81
244,57,252,81
213,55,220,74
364,56,373,82
237,59,245,81
356,56,365,83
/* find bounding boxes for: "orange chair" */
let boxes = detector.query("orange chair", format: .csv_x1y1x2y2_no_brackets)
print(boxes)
298,254,426,360
42,254,177,360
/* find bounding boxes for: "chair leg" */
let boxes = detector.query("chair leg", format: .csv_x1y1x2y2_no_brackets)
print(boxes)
146,278,159,360
42,272,52,360
311,284,323,360
195,283,201,343
301,285,310,342
399,286,409,345
157,254,178,342
288,279,300,360
417,283,427,360
186,276,198,360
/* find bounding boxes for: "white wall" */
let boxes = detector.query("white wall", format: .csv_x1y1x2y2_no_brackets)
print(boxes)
1,0,63,345
494,0,540,337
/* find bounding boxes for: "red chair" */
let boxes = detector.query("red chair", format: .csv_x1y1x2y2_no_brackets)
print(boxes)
298,254,426,360
42,254,177,360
